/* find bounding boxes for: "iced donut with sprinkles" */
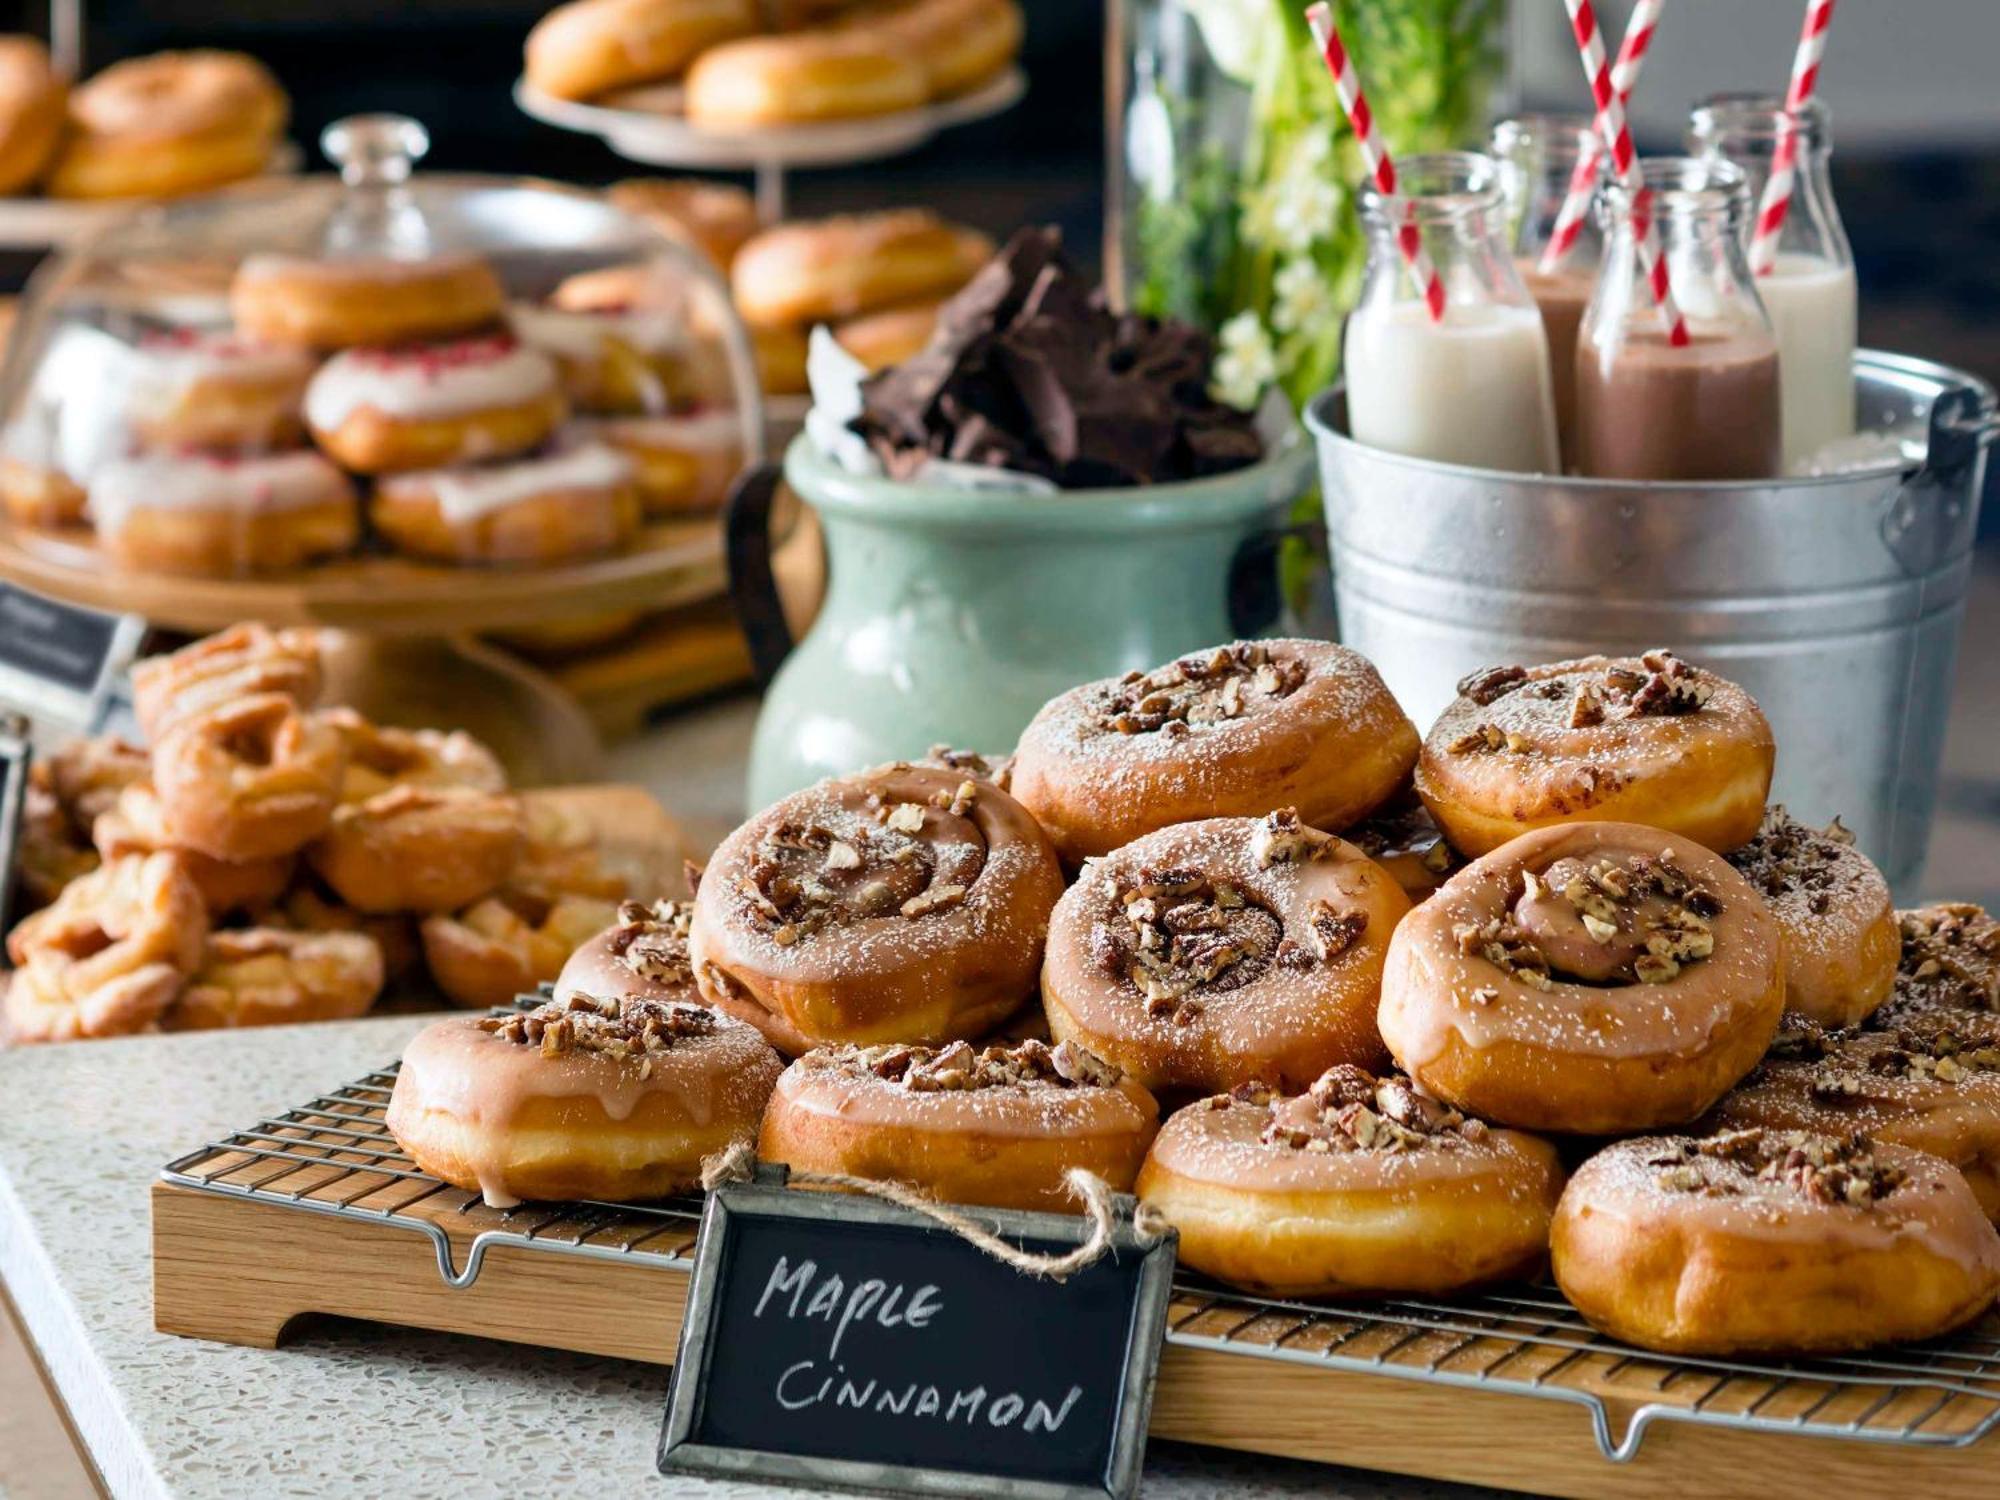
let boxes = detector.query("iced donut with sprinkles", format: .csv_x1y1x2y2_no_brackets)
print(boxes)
688,763,1065,1052
123,328,318,452
303,335,566,475
87,450,358,577
369,440,640,565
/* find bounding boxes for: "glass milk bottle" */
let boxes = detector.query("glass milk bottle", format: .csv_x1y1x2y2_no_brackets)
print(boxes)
1574,157,1782,482
1689,95,1857,471
1491,115,1602,470
1342,151,1560,474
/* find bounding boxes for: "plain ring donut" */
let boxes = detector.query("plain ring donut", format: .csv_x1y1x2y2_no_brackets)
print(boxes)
689,763,1064,1052
231,253,507,351
1553,1130,2000,1356
524,0,759,102
1416,650,1774,857
1378,821,1785,1134
759,1037,1159,1213
1010,639,1420,865
1042,810,1409,1095
683,32,929,130
1136,1066,1564,1298
729,209,991,329
47,50,285,200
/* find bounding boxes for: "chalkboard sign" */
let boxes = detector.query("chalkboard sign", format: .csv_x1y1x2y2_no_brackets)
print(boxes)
659,1173,1176,1499
0,582,144,731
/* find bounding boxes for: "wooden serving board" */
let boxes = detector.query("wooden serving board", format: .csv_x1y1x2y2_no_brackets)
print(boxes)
152,1085,2000,1500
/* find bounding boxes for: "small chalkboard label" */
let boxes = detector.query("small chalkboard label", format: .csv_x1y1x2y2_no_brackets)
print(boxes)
0,582,143,730
659,1174,1176,1499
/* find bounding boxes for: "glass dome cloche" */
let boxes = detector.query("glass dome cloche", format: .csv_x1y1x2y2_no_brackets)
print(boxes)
0,113,764,605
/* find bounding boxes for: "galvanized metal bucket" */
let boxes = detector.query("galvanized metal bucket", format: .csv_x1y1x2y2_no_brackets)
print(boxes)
1307,351,1997,896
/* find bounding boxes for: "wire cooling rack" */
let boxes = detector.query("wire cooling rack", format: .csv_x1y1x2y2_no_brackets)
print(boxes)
160,1028,2000,1466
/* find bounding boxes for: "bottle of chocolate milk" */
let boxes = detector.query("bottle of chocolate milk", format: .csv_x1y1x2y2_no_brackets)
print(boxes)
1574,157,1782,483
1491,115,1602,472
1342,151,1561,475
1689,95,1857,472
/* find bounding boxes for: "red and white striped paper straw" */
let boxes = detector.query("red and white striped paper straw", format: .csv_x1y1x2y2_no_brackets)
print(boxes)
1749,0,1836,275
1537,0,1664,274
1561,0,1688,345
1305,2,1445,322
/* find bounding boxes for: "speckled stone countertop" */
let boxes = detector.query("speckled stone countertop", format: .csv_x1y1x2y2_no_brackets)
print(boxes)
0,1017,1490,1500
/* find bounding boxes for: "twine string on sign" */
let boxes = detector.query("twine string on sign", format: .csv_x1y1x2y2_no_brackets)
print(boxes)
699,1141,1169,1282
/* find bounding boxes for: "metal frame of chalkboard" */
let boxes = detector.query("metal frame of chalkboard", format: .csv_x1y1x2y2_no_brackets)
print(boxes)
0,711,29,930
655,1168,1175,1500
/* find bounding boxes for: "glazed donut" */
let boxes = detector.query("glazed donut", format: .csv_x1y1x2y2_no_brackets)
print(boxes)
305,336,566,475
0,457,87,529
1873,903,2000,1031
555,898,697,1005
18,772,97,910
166,927,383,1031
684,33,929,130
572,410,742,516
388,993,782,1206
731,210,990,328
833,299,942,371
1010,640,1419,864
370,442,641,565
607,178,761,270
1416,651,1775,858
232,254,507,351
1379,821,1785,1134
1042,810,1409,1095
42,735,149,832
93,782,295,917
307,785,524,915
420,890,622,1010
1341,797,1462,905
1137,1066,1563,1297
123,329,318,452
839,0,1024,98
1706,1014,2000,1220
690,763,1063,1052
1552,1129,2000,1355
129,623,323,743
0,38,65,196
47,51,285,200
524,0,759,101
3,853,207,1043
511,293,686,414
151,693,345,862
320,708,506,804
760,1037,1159,1213
1726,807,1898,1027
89,450,359,577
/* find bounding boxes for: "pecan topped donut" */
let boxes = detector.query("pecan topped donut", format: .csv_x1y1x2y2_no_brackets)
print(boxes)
1552,1129,2000,1355
1042,809,1410,1095
1380,822,1784,1134
1417,649,1774,858
1872,903,2000,1034
556,898,698,1005
761,1036,1159,1213
690,764,1064,1052
1341,797,1461,903
1136,1064,1563,1296
1726,807,1898,1026
1010,639,1419,863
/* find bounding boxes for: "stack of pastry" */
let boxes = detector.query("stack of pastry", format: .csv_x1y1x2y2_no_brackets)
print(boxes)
3,624,653,1043
384,633,2000,1364
524,0,1023,128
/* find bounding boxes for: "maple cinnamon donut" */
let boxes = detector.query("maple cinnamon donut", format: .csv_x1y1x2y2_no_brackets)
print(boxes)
524,0,759,101
89,450,360,577
607,178,761,270
730,211,992,329
1379,822,1785,1134
151,693,346,862
684,33,929,130
690,763,1064,1052
232,253,506,351
307,786,524,915
1416,651,1775,858
1872,903,2000,1032
1042,810,1409,1095
1726,807,1898,1027
130,623,323,743
123,329,318,451
166,927,383,1031
420,890,622,1010
1137,1066,1563,1297
839,0,1024,98
1010,640,1419,864
0,457,87,529
46,50,285,200
1341,797,1462,905
305,336,565,475
321,708,507,804
371,442,640,566
1552,1130,2000,1356
760,1038,1159,1213
0,38,65,195
555,899,698,1005
94,782,295,917
572,411,743,516
387,993,782,1206
1705,1014,2000,1220
3,853,208,1043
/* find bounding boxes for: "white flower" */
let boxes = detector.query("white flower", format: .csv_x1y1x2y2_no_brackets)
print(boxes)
1211,312,1278,409
1268,171,1340,254
1271,259,1330,335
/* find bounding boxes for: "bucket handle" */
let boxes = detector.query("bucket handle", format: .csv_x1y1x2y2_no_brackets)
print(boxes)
724,461,792,687
1881,381,1999,578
